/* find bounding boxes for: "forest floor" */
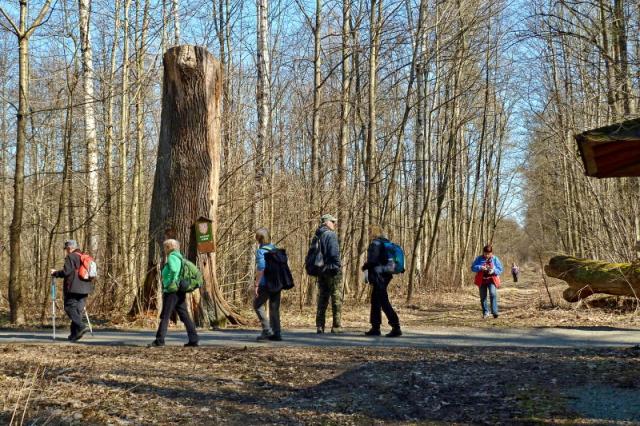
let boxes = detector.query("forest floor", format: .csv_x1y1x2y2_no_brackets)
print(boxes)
2,267,640,424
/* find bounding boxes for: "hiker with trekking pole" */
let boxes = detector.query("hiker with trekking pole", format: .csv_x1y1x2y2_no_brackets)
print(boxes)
50,240,96,341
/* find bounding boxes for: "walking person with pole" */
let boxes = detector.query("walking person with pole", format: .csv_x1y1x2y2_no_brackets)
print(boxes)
50,240,96,341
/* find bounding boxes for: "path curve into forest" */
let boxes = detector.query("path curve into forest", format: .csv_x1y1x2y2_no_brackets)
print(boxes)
0,326,638,348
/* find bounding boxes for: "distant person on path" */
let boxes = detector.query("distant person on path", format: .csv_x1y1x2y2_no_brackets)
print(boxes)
313,214,343,334
471,244,503,319
253,228,282,341
149,239,199,347
511,263,520,283
50,240,93,341
362,225,402,337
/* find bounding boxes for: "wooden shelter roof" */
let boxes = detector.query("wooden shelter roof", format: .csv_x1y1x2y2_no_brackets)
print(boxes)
576,117,640,178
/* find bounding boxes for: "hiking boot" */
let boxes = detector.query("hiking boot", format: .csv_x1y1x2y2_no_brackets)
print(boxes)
364,328,381,336
386,327,402,338
316,327,324,334
331,327,343,334
184,341,199,347
147,340,164,347
493,314,499,319
71,327,89,342
267,334,282,341
256,331,273,342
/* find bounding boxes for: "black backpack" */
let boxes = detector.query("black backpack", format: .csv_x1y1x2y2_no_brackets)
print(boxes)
304,235,324,276
264,248,295,293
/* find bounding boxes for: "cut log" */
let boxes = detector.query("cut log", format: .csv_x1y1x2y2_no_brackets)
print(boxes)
544,255,640,302
130,45,245,326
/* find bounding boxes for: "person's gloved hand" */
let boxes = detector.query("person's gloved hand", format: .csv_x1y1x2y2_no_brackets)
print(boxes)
361,263,369,272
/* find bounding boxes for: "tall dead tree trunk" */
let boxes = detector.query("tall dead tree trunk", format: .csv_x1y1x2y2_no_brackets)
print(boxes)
131,45,244,326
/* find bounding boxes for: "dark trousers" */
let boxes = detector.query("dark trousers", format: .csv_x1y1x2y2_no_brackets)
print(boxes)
155,292,198,344
253,287,281,335
512,273,518,282
64,292,87,337
370,282,399,329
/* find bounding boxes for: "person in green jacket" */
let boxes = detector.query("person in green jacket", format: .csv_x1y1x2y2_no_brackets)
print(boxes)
149,239,199,347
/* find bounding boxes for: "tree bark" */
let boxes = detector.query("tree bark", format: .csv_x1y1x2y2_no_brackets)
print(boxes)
131,45,244,326
103,0,121,304
1,0,52,324
545,255,640,302
119,0,132,308
79,0,99,257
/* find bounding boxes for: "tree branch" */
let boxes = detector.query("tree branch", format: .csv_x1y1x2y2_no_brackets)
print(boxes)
0,6,20,35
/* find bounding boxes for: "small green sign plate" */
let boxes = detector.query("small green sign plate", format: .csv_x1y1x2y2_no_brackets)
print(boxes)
195,217,215,253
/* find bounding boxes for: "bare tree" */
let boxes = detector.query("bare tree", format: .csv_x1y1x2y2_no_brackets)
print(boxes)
0,0,53,324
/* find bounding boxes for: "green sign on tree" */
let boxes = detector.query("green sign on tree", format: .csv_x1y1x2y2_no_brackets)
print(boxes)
195,217,215,253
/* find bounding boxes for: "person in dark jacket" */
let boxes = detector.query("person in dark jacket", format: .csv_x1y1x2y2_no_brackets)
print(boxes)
314,214,343,334
253,227,282,341
50,240,93,341
148,239,199,347
362,225,401,337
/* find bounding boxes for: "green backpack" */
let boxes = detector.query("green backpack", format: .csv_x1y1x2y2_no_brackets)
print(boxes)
178,258,204,293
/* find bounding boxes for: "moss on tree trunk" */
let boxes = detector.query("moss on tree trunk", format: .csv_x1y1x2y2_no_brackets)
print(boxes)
545,255,640,302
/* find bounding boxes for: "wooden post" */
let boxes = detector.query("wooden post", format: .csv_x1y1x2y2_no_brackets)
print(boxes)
130,45,244,326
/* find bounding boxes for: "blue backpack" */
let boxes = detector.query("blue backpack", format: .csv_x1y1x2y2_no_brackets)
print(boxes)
383,241,405,274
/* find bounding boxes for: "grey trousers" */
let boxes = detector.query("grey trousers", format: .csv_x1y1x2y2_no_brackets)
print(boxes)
253,287,281,336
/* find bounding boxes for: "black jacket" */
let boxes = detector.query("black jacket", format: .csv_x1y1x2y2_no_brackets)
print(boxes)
316,226,341,276
53,250,94,295
363,238,392,288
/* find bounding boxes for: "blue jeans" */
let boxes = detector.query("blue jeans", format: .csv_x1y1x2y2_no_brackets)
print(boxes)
479,283,498,316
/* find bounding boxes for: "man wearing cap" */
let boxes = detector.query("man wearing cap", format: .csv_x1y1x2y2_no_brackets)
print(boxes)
50,240,93,341
314,214,343,333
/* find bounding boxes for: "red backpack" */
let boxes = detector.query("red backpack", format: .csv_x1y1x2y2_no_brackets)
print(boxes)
76,252,97,281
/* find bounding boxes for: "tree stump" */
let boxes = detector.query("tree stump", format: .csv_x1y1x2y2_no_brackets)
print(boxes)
130,45,245,326
544,255,640,302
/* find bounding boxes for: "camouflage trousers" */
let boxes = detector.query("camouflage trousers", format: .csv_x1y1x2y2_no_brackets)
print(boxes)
316,272,343,329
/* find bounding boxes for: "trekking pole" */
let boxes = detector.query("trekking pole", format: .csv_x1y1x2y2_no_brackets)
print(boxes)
51,277,56,341
84,308,94,336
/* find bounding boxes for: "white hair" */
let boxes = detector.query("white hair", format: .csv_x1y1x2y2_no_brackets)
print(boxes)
163,239,180,252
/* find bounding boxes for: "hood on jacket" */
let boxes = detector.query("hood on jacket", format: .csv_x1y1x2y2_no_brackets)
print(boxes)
316,225,331,237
